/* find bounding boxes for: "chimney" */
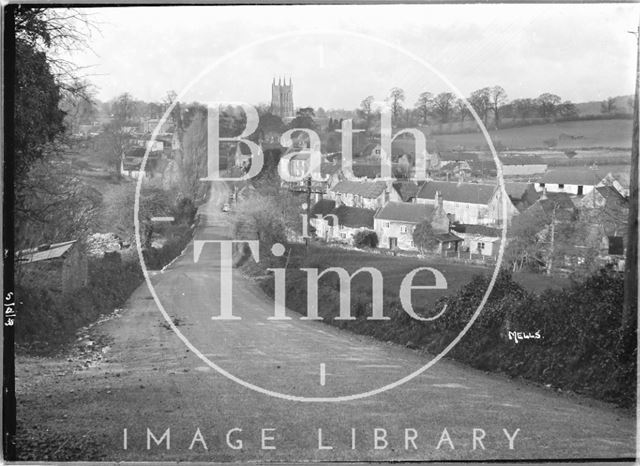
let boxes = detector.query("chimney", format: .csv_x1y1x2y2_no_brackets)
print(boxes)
435,190,443,208
540,187,548,200
457,171,464,186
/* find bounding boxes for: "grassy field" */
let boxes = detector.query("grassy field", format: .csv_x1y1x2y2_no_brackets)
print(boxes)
285,245,568,313
433,119,632,151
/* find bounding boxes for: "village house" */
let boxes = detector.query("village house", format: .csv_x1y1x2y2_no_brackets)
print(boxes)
140,118,173,134
16,240,88,295
374,201,449,251
392,181,423,203
327,179,402,209
526,191,578,223
436,151,479,170
120,146,162,178
309,200,375,244
415,180,519,226
576,185,628,260
597,171,631,198
535,167,605,195
452,224,503,258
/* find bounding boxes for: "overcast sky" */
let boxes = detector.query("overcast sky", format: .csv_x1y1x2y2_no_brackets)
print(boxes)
64,4,640,109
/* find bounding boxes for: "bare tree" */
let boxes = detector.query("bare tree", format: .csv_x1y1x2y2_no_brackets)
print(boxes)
359,95,374,130
601,96,617,114
414,92,434,126
454,98,470,129
537,93,562,118
469,87,492,125
433,92,455,124
177,109,207,199
489,85,508,128
388,87,405,125
512,98,536,120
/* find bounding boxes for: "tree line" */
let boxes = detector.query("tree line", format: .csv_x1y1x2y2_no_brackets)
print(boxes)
351,87,587,131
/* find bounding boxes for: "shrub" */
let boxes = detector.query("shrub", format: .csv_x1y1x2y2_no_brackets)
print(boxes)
258,261,634,406
16,256,143,352
353,230,378,249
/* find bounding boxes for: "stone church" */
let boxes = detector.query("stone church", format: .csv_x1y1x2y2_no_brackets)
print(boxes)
271,77,294,119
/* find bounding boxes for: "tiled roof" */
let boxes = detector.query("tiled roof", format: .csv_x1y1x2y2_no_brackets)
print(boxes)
17,240,77,264
504,182,533,199
435,232,463,243
310,199,336,217
351,164,382,179
540,168,605,186
416,181,497,205
595,186,628,208
374,202,435,224
332,180,387,198
334,205,375,229
392,181,422,202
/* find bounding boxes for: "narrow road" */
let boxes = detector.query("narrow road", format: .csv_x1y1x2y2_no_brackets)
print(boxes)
16,182,636,462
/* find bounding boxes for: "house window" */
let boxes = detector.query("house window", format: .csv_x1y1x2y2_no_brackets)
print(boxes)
558,184,565,190
400,225,408,233
341,232,347,239
539,183,545,188
577,185,584,195
384,222,390,228
477,242,485,250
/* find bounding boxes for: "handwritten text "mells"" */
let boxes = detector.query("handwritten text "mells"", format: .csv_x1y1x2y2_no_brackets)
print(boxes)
508,331,541,344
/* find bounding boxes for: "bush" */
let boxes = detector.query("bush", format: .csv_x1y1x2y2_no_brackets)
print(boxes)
16,256,143,352
259,263,634,407
353,230,378,249
173,196,197,225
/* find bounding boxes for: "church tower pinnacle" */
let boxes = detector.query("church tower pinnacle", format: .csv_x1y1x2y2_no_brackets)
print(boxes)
270,76,294,119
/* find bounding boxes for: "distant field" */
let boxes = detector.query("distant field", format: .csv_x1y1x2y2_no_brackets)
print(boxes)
433,119,632,151
289,246,569,312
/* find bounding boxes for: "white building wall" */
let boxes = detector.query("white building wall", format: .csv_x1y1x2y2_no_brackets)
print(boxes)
534,183,595,195
374,219,416,250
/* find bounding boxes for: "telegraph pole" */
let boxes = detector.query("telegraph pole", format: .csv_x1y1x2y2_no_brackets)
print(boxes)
620,21,639,364
306,175,312,252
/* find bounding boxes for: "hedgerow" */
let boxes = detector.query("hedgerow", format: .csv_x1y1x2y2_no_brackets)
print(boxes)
259,262,635,407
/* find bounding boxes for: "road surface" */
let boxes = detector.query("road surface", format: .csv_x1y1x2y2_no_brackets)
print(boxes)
16,181,636,462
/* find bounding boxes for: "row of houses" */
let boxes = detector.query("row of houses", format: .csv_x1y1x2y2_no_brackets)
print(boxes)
307,176,529,258
301,156,629,262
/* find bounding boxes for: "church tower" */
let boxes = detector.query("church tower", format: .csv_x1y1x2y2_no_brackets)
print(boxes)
271,77,294,119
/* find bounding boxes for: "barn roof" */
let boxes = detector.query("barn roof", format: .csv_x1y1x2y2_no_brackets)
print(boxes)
374,202,435,224
540,168,606,186
332,180,387,198
416,181,497,205
504,182,534,199
310,199,336,217
16,240,77,264
392,181,422,202
333,205,375,228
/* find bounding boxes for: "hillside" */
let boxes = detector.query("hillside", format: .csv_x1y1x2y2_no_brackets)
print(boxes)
574,95,634,116
432,119,633,151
